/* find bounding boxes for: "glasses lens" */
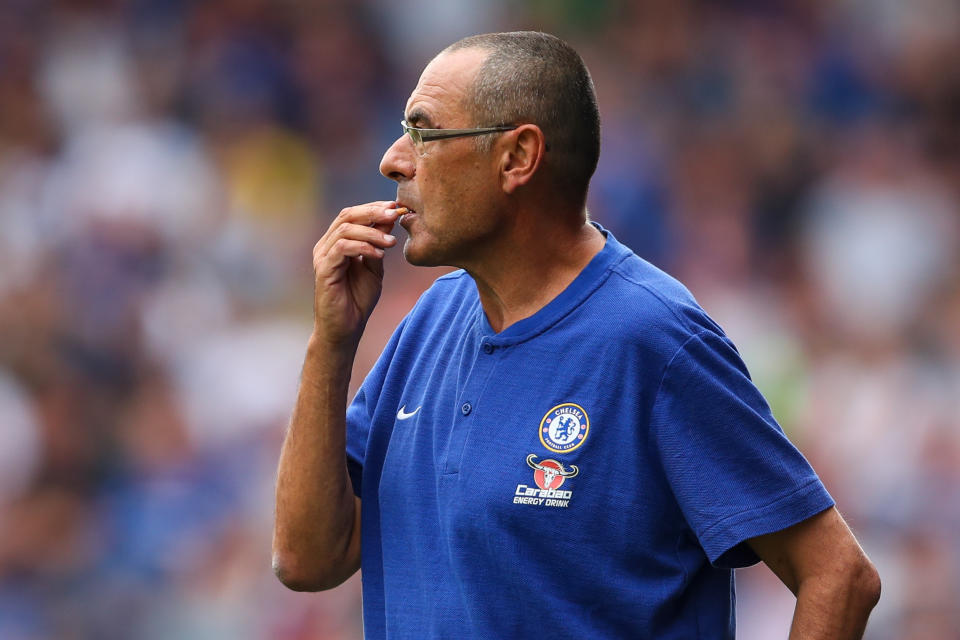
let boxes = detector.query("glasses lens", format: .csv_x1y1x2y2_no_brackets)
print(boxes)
410,130,424,155
402,121,425,156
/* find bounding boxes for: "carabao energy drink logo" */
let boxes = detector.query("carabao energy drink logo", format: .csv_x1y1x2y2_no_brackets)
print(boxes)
513,454,579,508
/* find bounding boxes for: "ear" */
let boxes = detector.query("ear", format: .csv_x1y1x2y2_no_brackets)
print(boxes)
498,124,546,194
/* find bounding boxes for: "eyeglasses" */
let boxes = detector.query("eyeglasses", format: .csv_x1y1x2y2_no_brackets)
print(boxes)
401,120,518,156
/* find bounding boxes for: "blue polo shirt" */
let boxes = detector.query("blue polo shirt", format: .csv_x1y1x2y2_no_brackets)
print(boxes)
345,226,832,639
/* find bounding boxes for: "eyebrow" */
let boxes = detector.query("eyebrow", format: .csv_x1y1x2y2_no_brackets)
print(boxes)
404,109,435,128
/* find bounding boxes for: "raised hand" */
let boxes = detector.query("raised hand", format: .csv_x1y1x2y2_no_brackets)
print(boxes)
311,202,401,346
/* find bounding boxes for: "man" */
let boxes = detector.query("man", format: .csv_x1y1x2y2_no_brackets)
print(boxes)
273,31,880,638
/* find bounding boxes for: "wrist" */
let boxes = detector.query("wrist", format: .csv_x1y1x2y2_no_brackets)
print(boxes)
299,340,355,398
307,331,358,365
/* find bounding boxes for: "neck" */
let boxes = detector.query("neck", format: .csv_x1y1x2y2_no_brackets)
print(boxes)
464,211,605,333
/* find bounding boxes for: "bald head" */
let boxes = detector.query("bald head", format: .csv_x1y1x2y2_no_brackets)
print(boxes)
442,32,601,207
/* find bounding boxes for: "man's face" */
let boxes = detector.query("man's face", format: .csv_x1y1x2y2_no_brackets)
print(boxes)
379,48,505,267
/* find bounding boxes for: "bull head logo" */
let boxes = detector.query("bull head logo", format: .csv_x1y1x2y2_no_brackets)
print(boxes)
526,454,579,490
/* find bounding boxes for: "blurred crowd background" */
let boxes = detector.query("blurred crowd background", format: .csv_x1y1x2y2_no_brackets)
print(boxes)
0,0,958,638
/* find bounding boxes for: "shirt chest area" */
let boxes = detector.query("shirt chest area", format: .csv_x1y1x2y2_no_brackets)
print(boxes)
384,330,600,470
374,328,667,527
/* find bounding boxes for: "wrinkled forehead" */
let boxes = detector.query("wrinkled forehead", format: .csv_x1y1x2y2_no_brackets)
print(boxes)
404,48,488,127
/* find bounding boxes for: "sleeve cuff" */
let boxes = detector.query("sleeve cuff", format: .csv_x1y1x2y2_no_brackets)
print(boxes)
699,479,835,569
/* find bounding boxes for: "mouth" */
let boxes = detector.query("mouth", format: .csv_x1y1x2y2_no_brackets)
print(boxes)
396,203,417,227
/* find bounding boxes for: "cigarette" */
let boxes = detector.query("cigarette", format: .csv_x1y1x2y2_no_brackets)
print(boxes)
396,207,409,215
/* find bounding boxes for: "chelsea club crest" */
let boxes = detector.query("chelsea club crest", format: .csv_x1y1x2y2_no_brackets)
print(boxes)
539,403,589,453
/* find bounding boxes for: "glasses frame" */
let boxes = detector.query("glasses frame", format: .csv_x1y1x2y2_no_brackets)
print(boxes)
401,120,518,155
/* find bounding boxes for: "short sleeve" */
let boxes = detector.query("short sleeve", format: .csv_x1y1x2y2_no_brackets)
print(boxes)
650,330,834,568
345,316,408,497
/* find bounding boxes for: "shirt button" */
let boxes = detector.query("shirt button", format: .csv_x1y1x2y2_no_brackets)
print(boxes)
482,343,494,354
461,402,472,415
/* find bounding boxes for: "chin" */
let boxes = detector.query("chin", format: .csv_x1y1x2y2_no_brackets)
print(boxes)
402,237,449,268
402,239,436,267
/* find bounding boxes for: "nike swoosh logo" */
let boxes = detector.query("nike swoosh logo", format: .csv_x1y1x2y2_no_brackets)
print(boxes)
397,405,421,420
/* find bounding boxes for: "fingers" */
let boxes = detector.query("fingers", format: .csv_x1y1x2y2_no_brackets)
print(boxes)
322,226,396,256
314,202,401,274
309,202,403,343
336,201,399,228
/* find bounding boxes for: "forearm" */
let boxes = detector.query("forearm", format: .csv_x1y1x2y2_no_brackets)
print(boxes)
750,508,881,640
273,334,361,591
787,561,881,639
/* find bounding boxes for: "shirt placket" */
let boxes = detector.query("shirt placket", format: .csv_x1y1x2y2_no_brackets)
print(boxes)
441,335,501,475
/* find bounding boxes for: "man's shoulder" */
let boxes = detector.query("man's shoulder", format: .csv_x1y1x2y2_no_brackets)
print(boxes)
398,269,477,333
414,268,473,308
433,268,471,286
610,253,693,304
598,251,720,338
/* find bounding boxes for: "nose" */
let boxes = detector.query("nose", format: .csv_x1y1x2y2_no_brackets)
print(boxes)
379,135,415,182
